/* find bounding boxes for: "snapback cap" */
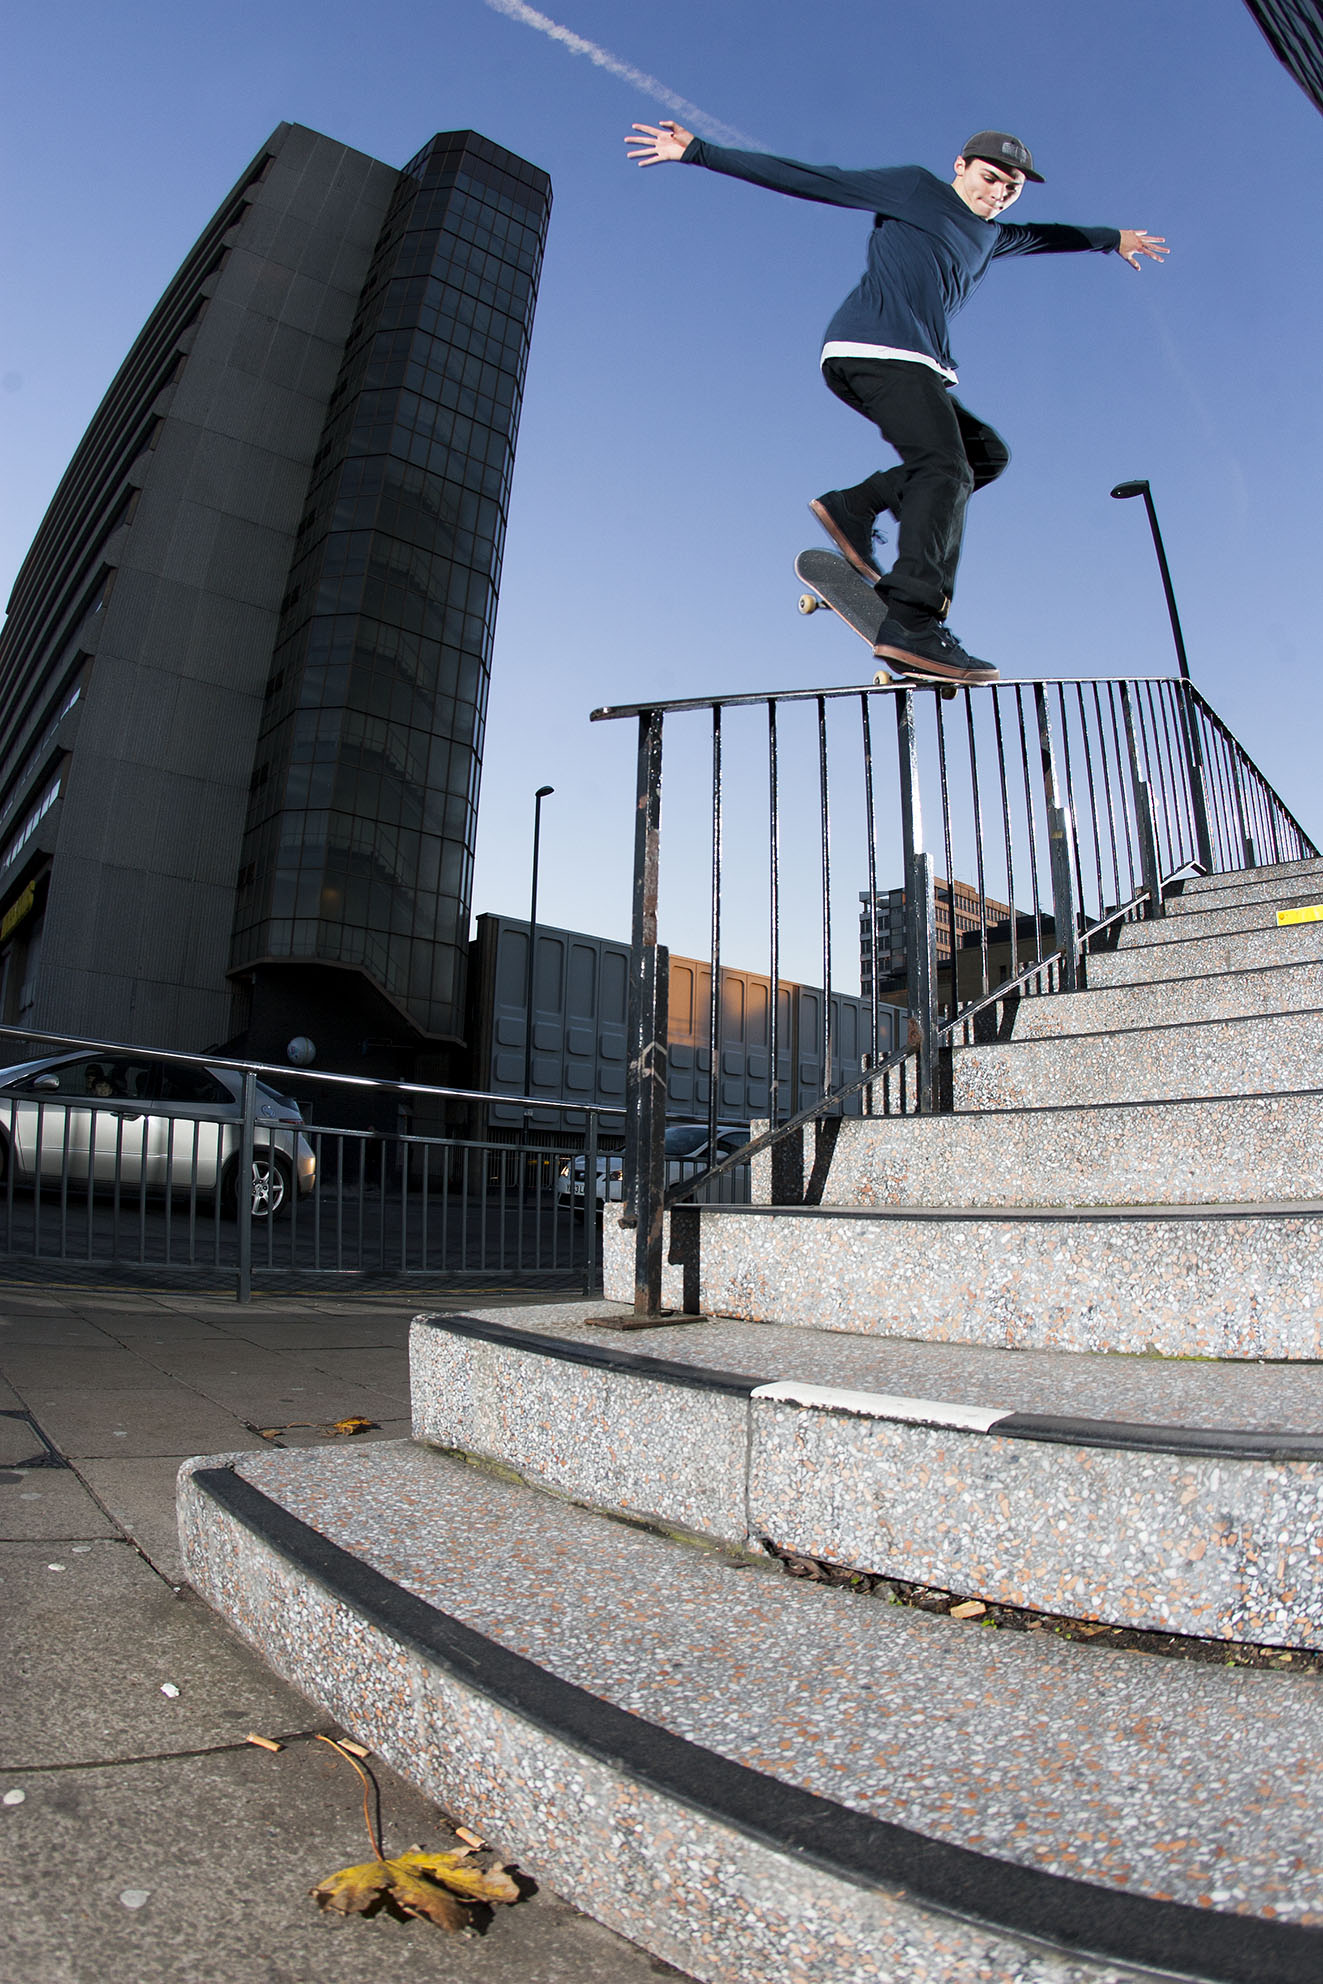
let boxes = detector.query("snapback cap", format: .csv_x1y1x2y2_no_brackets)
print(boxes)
960,131,1044,183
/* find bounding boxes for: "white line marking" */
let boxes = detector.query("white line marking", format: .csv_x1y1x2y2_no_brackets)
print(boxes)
751,1382,1011,1432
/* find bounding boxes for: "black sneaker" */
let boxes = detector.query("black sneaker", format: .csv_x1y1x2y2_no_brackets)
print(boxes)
809,491,883,583
873,617,1000,685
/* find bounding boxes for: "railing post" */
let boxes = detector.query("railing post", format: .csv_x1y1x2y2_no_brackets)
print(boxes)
582,1108,599,1296
1120,682,1164,918
895,691,940,1112
909,851,939,1111
235,1067,256,1305
1177,682,1215,873
1034,686,1081,991
624,708,668,1317
1133,778,1164,915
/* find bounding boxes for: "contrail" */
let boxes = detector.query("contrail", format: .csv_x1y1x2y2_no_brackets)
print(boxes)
481,0,762,148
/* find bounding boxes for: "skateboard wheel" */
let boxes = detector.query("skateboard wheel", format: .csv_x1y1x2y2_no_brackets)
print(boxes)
798,593,822,615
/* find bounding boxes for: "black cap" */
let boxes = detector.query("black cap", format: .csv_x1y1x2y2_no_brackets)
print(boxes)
960,131,1044,183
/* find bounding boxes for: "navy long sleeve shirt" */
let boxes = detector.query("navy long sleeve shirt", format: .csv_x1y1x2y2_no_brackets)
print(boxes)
681,140,1120,382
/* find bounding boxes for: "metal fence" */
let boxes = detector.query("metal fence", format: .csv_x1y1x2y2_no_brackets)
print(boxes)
0,1022,754,1299
591,672,1316,1315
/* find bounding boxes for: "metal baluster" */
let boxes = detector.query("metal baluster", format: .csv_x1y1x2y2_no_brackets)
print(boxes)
1156,680,1196,869
933,694,957,1021
817,696,833,1097
1015,687,1045,984
625,707,668,1316
1091,683,1123,910
896,690,939,1111
964,688,990,1005
1075,685,1106,923
860,694,879,1110
708,705,723,1163
991,689,1019,986
1036,686,1081,990
1141,682,1177,874
1106,683,1138,899
1121,682,1163,916
1055,685,1089,931
767,702,781,1128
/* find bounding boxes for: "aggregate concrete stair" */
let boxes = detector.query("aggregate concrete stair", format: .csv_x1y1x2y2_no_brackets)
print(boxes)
180,1433,1323,1984
180,855,1323,1981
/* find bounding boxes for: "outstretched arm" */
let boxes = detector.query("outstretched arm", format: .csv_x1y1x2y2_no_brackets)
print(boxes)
1117,230,1168,271
625,120,694,165
624,124,923,215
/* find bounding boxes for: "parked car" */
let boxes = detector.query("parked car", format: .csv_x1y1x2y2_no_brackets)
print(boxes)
0,1052,316,1219
555,1122,752,1211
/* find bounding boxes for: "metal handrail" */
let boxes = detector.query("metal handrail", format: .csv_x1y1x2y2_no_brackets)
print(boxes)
601,669,1316,1316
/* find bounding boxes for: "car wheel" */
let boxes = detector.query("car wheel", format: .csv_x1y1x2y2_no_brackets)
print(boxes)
223,1153,293,1221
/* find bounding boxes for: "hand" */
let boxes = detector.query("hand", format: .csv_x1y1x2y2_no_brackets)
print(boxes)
1117,230,1168,271
625,120,694,166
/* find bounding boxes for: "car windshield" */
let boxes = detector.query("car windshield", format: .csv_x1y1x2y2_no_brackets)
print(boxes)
664,1125,709,1158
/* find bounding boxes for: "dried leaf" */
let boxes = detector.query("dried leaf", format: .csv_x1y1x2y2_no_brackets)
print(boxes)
394,1851,520,1905
949,1600,986,1620
327,1417,377,1437
311,1850,517,1929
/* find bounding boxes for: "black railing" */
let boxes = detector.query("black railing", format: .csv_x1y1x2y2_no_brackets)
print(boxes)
592,673,1316,1317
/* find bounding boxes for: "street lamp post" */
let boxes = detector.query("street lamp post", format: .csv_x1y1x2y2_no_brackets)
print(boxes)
1110,480,1213,871
1110,479,1191,682
523,785,554,1128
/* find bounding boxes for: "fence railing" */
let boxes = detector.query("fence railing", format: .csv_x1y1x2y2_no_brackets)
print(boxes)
591,672,1316,1316
0,1023,646,1299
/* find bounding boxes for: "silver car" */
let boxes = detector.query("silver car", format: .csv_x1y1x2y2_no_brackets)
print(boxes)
0,1052,316,1219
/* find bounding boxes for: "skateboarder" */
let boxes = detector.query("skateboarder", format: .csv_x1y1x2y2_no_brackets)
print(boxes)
625,122,1167,684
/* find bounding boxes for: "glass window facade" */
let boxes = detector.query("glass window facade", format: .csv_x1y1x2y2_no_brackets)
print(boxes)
230,132,551,1042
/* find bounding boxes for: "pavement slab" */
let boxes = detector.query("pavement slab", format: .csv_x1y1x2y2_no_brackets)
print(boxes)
77,1455,198,1579
0,1744,683,1984
0,1468,119,1540
21,1384,260,1460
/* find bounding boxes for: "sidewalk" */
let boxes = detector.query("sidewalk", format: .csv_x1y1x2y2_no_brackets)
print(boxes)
0,1275,684,1984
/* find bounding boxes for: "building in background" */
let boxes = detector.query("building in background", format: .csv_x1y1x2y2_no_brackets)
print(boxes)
859,878,1014,998
0,122,550,1090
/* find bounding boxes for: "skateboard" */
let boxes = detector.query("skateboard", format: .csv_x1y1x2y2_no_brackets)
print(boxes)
794,549,958,699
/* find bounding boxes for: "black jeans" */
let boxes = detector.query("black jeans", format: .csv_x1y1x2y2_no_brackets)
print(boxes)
822,357,1010,619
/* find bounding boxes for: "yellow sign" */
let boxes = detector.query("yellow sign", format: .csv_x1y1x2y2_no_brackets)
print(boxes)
0,882,35,944
1277,904,1323,926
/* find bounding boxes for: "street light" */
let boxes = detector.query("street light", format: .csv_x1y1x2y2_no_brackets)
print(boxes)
1110,479,1191,682
1112,480,1214,870
523,785,554,1125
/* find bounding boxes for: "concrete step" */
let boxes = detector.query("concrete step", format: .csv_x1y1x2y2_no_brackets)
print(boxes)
1116,886,1323,948
409,1305,1323,1648
1087,916,1323,987
1167,869,1323,916
1176,856,1323,897
821,1090,1323,1209
951,1007,1323,1110
603,1199,1323,1359
1007,958,1323,1040
180,1439,1323,1984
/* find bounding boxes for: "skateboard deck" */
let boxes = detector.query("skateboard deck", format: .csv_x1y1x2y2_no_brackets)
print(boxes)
794,549,958,698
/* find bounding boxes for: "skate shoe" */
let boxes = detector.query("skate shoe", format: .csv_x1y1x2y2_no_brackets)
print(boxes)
809,491,884,583
873,616,999,686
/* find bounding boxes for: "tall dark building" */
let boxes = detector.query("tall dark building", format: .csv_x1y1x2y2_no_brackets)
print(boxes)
0,121,550,1081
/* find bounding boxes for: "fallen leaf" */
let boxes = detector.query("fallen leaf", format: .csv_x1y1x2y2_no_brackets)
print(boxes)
1073,1623,1110,1637
949,1600,986,1620
327,1417,378,1437
311,1851,517,1929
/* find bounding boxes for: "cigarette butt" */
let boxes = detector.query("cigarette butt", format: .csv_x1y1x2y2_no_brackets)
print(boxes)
338,1739,371,1759
246,1733,284,1753
455,1825,485,1848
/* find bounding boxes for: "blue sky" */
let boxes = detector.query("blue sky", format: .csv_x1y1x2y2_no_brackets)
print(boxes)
2,0,1319,984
